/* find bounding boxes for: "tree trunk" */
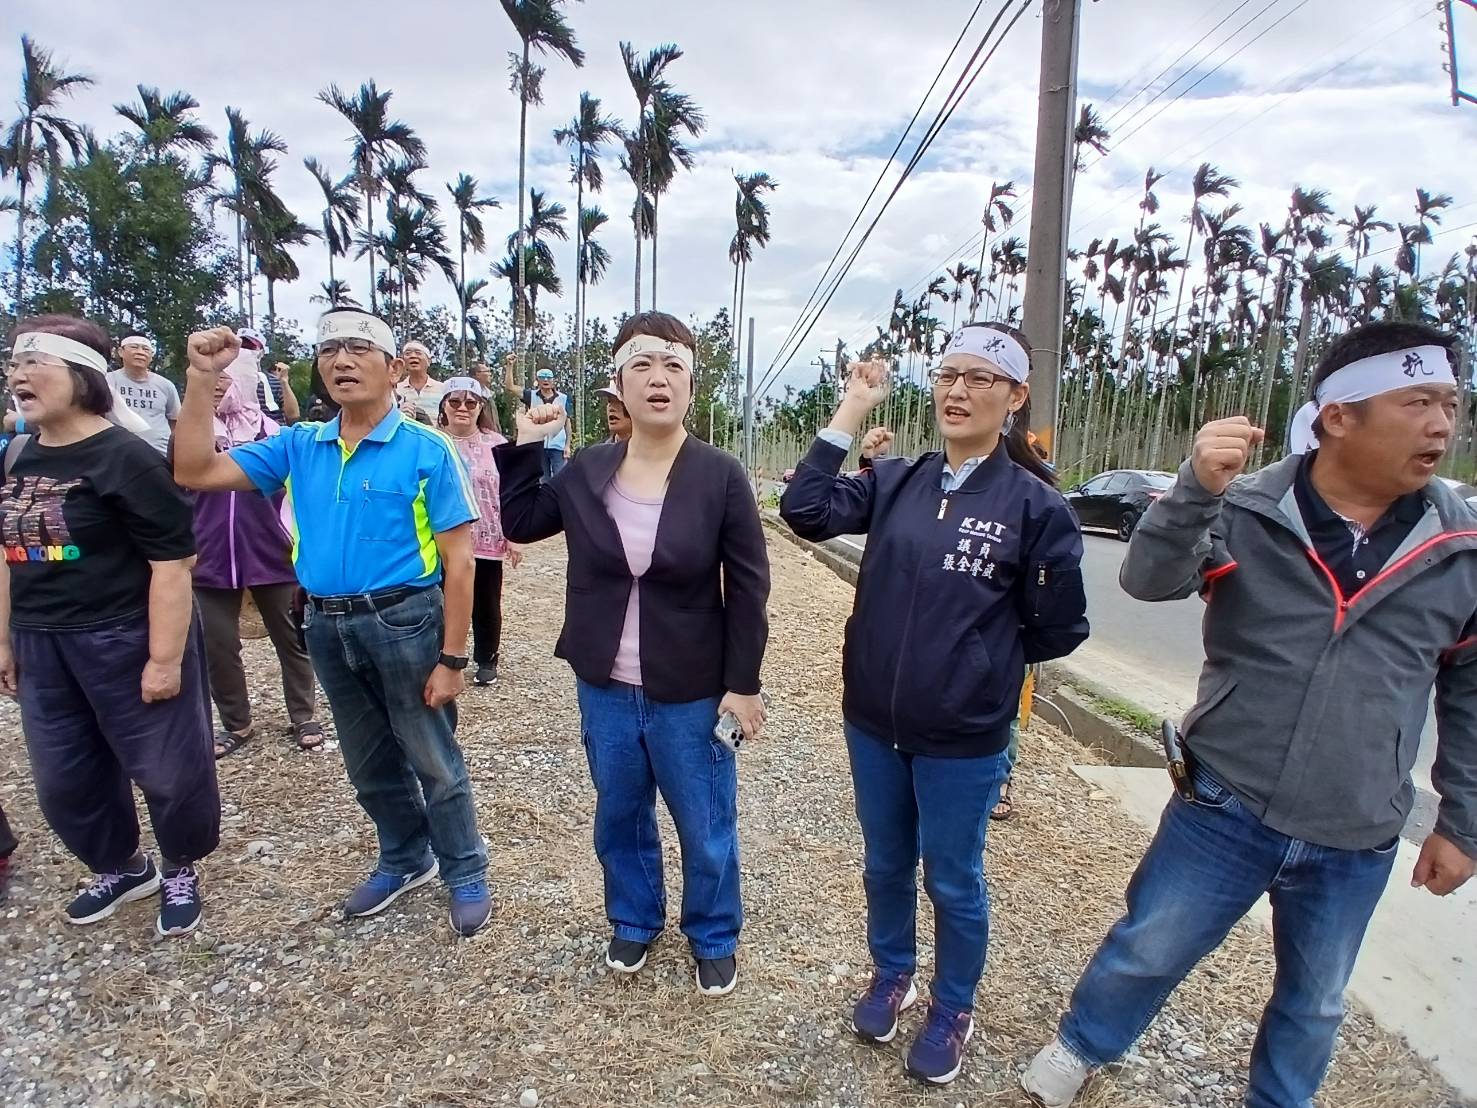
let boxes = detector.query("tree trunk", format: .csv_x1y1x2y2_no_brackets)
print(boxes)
515,41,531,387
633,200,644,314
1187,278,1214,427
267,277,277,343
730,253,742,398
573,154,585,446
12,176,28,310
651,191,660,310
972,223,991,323
458,224,468,370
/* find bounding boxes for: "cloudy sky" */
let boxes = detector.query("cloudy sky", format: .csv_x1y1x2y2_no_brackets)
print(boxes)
3,0,1475,395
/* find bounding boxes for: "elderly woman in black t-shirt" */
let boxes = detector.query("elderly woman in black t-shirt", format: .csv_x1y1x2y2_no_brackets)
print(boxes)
0,315,218,937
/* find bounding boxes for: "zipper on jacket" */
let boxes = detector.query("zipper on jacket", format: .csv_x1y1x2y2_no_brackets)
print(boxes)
227,492,239,589
1305,530,1477,634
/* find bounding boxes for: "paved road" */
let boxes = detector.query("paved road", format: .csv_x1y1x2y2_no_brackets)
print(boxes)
819,528,1439,796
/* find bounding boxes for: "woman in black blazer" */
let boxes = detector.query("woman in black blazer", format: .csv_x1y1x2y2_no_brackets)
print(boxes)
498,312,770,998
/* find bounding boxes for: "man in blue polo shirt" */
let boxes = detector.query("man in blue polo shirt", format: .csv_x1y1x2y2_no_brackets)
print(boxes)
173,309,492,937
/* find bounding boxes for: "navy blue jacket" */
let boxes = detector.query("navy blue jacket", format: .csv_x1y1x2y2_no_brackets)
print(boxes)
781,437,1089,757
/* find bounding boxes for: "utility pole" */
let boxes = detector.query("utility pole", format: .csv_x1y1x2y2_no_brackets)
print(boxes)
743,316,756,481
1019,0,1082,460
1444,0,1477,107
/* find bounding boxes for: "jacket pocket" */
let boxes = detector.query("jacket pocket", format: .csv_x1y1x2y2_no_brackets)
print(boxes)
1181,675,1237,739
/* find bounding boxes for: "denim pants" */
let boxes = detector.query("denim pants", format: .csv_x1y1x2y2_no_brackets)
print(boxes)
304,587,487,888
17,617,219,872
844,720,1012,1014
575,679,740,959
1058,764,1397,1108
540,449,567,482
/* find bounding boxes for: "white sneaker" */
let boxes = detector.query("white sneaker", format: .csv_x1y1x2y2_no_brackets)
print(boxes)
1021,1036,1092,1107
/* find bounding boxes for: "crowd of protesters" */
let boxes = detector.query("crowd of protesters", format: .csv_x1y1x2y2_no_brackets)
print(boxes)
0,303,1472,1106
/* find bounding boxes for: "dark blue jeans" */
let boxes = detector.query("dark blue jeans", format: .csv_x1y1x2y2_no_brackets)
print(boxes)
1058,764,1398,1108
541,448,567,482
575,679,740,959
844,720,1011,1014
304,587,487,888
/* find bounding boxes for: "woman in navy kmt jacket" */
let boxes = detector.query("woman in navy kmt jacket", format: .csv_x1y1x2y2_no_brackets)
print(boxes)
780,322,1089,1086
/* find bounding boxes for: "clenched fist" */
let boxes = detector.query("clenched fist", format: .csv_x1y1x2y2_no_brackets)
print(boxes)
515,403,566,443
1190,416,1265,497
860,426,895,460
186,327,240,378
841,360,891,412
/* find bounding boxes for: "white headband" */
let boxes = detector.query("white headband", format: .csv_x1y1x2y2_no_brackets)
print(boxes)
13,331,109,375
11,331,152,435
119,336,155,353
941,326,1030,383
615,335,694,374
317,311,397,357
1288,345,1452,454
442,376,487,398
402,341,430,356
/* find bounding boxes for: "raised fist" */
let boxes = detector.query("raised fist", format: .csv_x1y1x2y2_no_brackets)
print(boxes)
1190,416,1265,497
842,359,890,411
860,426,895,460
515,403,566,443
186,327,240,377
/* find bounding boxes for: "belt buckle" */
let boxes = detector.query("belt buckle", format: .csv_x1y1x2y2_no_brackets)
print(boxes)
320,596,352,616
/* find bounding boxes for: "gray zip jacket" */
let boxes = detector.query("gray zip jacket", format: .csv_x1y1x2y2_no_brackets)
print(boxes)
1122,455,1477,856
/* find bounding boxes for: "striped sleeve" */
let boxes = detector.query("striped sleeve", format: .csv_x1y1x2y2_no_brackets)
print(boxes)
417,426,479,533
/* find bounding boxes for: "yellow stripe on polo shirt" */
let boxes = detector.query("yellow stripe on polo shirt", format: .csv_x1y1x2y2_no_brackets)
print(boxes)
414,477,438,578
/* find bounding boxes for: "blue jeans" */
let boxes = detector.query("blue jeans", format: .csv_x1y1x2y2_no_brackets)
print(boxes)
541,448,567,481
1059,764,1397,1108
575,679,740,959
844,721,1011,1014
304,587,487,888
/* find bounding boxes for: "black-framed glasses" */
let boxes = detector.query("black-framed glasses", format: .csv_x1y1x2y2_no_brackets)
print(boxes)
317,338,375,358
929,366,1011,391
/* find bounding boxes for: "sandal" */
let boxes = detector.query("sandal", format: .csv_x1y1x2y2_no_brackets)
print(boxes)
214,729,254,760
294,721,326,750
990,776,1015,822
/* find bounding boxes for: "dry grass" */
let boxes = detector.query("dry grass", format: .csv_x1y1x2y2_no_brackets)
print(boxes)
0,535,1469,1107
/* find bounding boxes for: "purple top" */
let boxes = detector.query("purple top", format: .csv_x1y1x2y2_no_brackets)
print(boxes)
602,478,664,686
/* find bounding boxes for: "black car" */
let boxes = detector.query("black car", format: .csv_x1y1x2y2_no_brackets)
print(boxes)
1065,469,1176,541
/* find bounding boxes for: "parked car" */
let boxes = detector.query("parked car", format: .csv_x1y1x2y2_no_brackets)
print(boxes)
1065,469,1176,541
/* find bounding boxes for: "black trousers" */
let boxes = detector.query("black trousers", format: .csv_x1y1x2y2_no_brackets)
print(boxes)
472,558,505,666
195,583,317,733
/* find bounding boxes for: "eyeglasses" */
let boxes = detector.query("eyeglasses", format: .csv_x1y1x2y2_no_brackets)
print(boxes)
445,395,482,410
317,339,376,358
928,366,1012,391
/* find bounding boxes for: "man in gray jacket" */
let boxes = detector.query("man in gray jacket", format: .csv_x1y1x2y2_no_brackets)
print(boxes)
1023,321,1477,1108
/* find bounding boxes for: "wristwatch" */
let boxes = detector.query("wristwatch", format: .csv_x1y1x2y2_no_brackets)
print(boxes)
438,653,469,671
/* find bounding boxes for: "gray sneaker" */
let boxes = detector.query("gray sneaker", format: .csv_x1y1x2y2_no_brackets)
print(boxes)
474,663,498,686
343,857,439,918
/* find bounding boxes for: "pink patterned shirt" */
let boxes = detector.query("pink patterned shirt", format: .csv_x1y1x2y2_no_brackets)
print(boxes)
450,429,510,560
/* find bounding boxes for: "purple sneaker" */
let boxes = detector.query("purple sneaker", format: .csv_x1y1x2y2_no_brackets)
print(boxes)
851,970,918,1043
905,1002,975,1085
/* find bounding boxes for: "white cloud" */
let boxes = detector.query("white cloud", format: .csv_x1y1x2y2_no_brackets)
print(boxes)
1,0,1473,398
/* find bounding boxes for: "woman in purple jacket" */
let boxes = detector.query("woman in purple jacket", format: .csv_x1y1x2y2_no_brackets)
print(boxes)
192,347,320,756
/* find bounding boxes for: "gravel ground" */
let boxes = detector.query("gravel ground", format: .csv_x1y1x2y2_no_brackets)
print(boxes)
0,533,1470,1108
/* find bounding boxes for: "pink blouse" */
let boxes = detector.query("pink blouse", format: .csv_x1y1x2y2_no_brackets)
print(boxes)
603,478,665,686
450,429,510,560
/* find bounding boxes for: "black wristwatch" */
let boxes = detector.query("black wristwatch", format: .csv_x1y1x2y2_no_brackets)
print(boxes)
438,653,469,671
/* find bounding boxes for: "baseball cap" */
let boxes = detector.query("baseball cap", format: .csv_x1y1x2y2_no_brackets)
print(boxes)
596,379,621,400
535,368,554,381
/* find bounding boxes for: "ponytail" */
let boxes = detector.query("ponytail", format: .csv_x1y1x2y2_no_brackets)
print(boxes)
1003,393,1058,487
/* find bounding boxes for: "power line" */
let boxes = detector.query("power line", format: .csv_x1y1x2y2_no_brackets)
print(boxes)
755,0,1035,401
758,0,995,381
840,0,1427,356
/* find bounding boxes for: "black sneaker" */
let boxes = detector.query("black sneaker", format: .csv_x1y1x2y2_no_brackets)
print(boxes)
156,864,203,937
695,955,738,997
606,937,649,973
343,856,440,918
474,663,498,686
66,856,159,925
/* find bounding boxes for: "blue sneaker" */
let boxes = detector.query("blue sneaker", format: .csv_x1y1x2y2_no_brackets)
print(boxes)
343,857,439,918
66,856,159,925
905,1002,975,1085
851,970,918,1043
449,880,492,937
